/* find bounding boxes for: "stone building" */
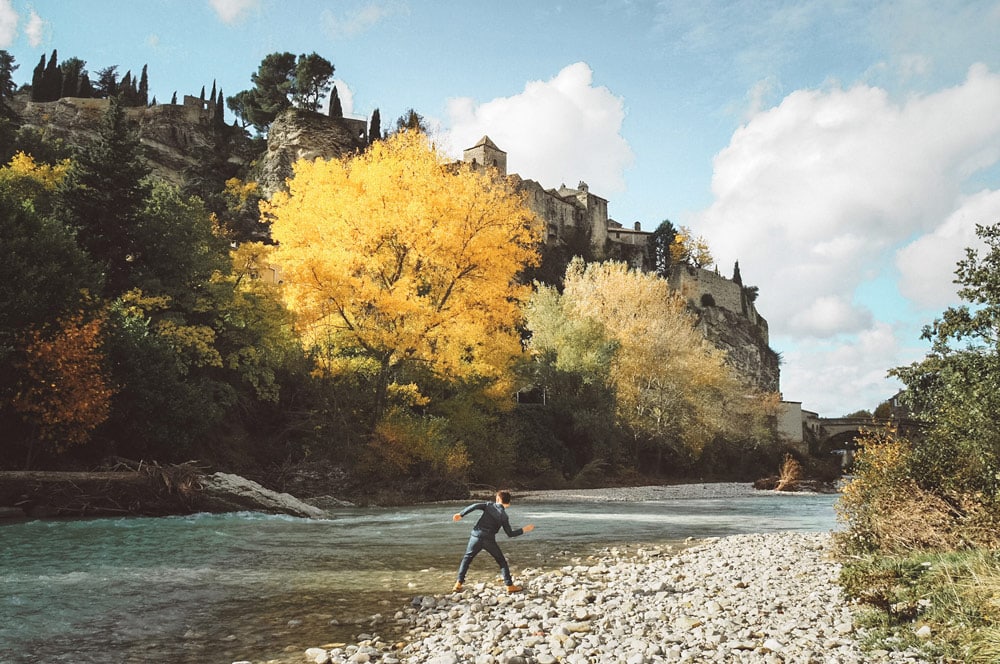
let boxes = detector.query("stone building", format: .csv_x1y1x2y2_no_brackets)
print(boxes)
462,136,779,393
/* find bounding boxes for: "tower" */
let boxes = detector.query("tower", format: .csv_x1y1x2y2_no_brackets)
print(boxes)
463,135,507,176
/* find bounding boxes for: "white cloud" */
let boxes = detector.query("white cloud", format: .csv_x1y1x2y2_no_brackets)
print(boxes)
0,0,17,48
24,9,43,47
696,64,1000,340
208,0,258,24
895,188,1000,309
440,62,634,196
779,322,907,416
322,2,402,40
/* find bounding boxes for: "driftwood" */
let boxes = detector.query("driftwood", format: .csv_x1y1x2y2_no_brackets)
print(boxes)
0,465,329,519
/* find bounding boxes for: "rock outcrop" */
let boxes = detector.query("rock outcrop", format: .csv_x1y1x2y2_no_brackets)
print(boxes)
10,95,250,185
257,108,368,196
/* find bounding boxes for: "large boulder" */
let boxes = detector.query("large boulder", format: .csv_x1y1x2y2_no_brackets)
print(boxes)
195,472,328,518
258,108,368,196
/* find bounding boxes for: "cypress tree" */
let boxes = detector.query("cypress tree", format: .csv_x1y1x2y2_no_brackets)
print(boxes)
138,64,149,106
329,85,343,118
368,108,381,145
209,80,216,104
215,89,225,127
30,54,45,101
171,91,177,105
120,71,132,104
199,85,205,102
42,49,61,101
78,73,94,98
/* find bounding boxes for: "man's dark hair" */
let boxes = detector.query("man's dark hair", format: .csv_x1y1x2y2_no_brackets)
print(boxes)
496,490,512,505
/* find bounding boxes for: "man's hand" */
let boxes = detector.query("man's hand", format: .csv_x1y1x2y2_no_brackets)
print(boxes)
523,524,535,533
453,513,463,521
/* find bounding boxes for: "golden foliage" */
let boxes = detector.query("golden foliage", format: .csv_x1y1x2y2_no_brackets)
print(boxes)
670,225,713,269
775,453,803,491
266,130,542,409
13,311,116,451
838,427,1000,552
540,259,760,455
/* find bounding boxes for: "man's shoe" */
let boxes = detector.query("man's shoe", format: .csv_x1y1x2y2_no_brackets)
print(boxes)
452,581,463,592
506,584,523,594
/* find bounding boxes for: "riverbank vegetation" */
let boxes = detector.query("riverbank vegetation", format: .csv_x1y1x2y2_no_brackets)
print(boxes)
837,222,1000,662
0,48,791,505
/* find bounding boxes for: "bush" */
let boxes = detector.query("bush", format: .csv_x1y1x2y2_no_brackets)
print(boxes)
838,425,1000,554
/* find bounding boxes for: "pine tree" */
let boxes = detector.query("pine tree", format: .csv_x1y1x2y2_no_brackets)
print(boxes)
138,64,149,106
368,108,381,145
55,96,151,296
329,85,343,118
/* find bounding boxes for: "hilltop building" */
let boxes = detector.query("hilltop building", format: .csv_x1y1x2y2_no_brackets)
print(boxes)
462,136,779,394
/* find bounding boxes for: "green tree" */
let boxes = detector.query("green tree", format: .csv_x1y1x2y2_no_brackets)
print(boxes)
647,219,677,278
891,221,1000,499
243,51,296,132
138,64,149,106
42,49,61,101
30,54,45,100
368,108,381,144
293,52,334,112
329,85,343,118
0,50,19,160
394,108,427,133
59,57,87,98
55,96,150,296
95,65,118,98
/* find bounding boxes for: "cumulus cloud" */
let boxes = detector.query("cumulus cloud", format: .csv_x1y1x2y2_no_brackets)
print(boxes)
779,321,910,415
895,188,1000,309
25,9,43,47
0,0,17,48
696,64,1000,340
209,0,258,24
322,2,403,40
440,62,634,196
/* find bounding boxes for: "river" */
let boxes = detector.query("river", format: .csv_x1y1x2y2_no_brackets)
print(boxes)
0,488,839,664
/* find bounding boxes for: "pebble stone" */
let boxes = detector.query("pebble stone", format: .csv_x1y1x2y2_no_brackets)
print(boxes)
291,530,931,664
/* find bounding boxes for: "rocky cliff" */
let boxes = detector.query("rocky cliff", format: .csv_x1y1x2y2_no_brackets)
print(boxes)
10,95,250,184
256,108,368,196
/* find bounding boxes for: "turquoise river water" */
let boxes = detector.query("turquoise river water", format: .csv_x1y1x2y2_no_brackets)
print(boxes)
0,490,839,664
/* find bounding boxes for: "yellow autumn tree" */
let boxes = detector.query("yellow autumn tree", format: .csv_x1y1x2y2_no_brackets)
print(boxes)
670,225,714,269
532,259,764,463
265,130,542,426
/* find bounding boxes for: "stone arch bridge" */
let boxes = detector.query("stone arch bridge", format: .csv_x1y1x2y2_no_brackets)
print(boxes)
806,416,925,456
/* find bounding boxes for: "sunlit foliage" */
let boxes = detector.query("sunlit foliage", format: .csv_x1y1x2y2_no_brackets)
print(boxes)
527,259,770,467
13,312,115,457
267,130,542,426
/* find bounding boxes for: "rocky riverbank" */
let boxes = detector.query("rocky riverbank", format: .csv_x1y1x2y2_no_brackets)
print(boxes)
292,531,930,664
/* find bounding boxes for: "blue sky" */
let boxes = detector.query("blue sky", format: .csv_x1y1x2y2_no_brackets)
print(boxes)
4,0,1000,417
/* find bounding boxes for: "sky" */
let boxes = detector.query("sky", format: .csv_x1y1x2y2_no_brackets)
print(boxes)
4,0,1000,417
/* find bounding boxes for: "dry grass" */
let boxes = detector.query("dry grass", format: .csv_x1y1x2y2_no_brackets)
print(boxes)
774,453,803,492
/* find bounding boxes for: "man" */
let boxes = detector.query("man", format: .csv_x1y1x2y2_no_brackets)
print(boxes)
452,489,535,593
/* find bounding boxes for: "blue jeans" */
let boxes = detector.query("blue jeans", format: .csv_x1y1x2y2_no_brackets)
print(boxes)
457,535,512,585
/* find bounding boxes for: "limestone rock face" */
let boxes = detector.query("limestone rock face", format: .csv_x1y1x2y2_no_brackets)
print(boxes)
695,305,780,392
11,95,251,185
258,108,367,197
